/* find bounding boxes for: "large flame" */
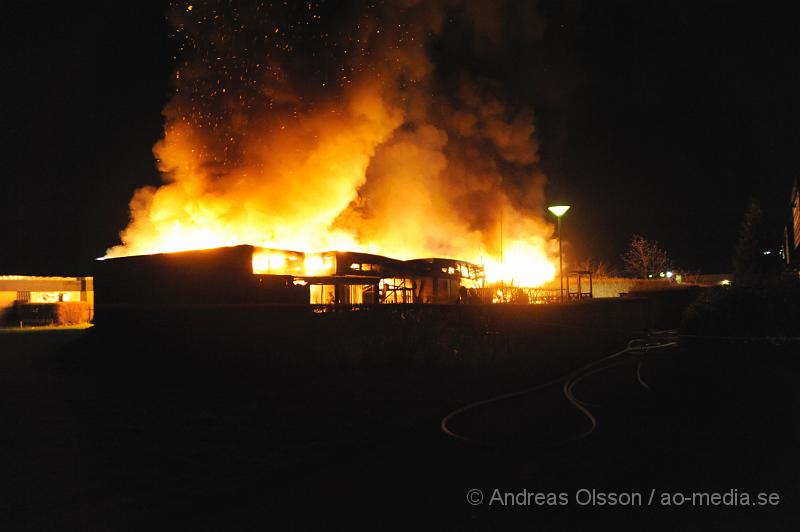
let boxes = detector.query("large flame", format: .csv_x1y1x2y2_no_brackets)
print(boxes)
105,1,560,287
484,242,556,287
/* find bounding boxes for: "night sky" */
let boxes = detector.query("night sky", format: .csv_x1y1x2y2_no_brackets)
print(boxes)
2,1,797,276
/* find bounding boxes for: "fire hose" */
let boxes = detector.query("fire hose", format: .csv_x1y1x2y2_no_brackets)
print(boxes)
440,332,679,449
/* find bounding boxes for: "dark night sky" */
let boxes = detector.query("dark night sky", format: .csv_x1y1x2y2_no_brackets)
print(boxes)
1,1,798,275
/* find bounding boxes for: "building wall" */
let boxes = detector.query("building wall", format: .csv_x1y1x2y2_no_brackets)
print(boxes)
415,277,465,304
787,179,800,268
0,291,17,322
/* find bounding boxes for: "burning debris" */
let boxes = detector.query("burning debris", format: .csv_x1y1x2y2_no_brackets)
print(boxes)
106,1,558,288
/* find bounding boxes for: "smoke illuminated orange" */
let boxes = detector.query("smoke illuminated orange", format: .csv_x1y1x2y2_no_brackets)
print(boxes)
104,1,561,288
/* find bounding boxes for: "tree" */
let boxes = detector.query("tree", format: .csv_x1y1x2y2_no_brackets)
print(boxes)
575,257,615,278
621,235,672,278
733,200,781,286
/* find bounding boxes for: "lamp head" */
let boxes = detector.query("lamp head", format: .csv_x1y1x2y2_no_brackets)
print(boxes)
547,205,570,217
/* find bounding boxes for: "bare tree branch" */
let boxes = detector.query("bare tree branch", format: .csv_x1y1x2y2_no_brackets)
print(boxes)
622,235,672,278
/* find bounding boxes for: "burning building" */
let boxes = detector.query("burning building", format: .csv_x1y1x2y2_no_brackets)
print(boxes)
94,245,485,309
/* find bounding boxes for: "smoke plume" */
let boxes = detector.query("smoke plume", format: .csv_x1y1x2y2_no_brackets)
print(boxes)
108,0,556,285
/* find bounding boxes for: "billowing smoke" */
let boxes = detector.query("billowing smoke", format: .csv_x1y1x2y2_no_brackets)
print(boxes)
107,0,557,285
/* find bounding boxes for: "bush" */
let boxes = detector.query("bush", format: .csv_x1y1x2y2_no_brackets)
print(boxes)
56,302,91,325
14,302,91,326
682,276,800,337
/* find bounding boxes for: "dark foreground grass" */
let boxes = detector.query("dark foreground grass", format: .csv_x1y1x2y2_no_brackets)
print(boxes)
2,306,798,531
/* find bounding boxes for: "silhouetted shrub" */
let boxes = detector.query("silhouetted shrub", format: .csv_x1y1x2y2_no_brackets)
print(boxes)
682,276,800,337
733,201,783,286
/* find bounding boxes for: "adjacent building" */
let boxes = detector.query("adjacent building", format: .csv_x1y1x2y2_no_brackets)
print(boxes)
0,275,94,326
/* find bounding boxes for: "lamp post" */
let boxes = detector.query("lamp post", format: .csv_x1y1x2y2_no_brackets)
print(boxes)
547,205,570,302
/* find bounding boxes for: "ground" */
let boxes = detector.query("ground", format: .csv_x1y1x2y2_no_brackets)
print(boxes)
1,310,798,531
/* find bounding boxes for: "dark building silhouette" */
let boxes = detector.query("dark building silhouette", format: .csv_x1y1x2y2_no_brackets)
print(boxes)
784,178,800,272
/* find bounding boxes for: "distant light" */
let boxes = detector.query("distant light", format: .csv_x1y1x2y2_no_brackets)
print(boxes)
659,272,666,278
547,205,571,217
666,271,673,278
293,279,308,286
95,256,107,261
720,279,731,286
763,250,772,255
648,274,653,278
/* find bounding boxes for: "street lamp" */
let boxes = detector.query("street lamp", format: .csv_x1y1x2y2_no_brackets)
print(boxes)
547,205,570,302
